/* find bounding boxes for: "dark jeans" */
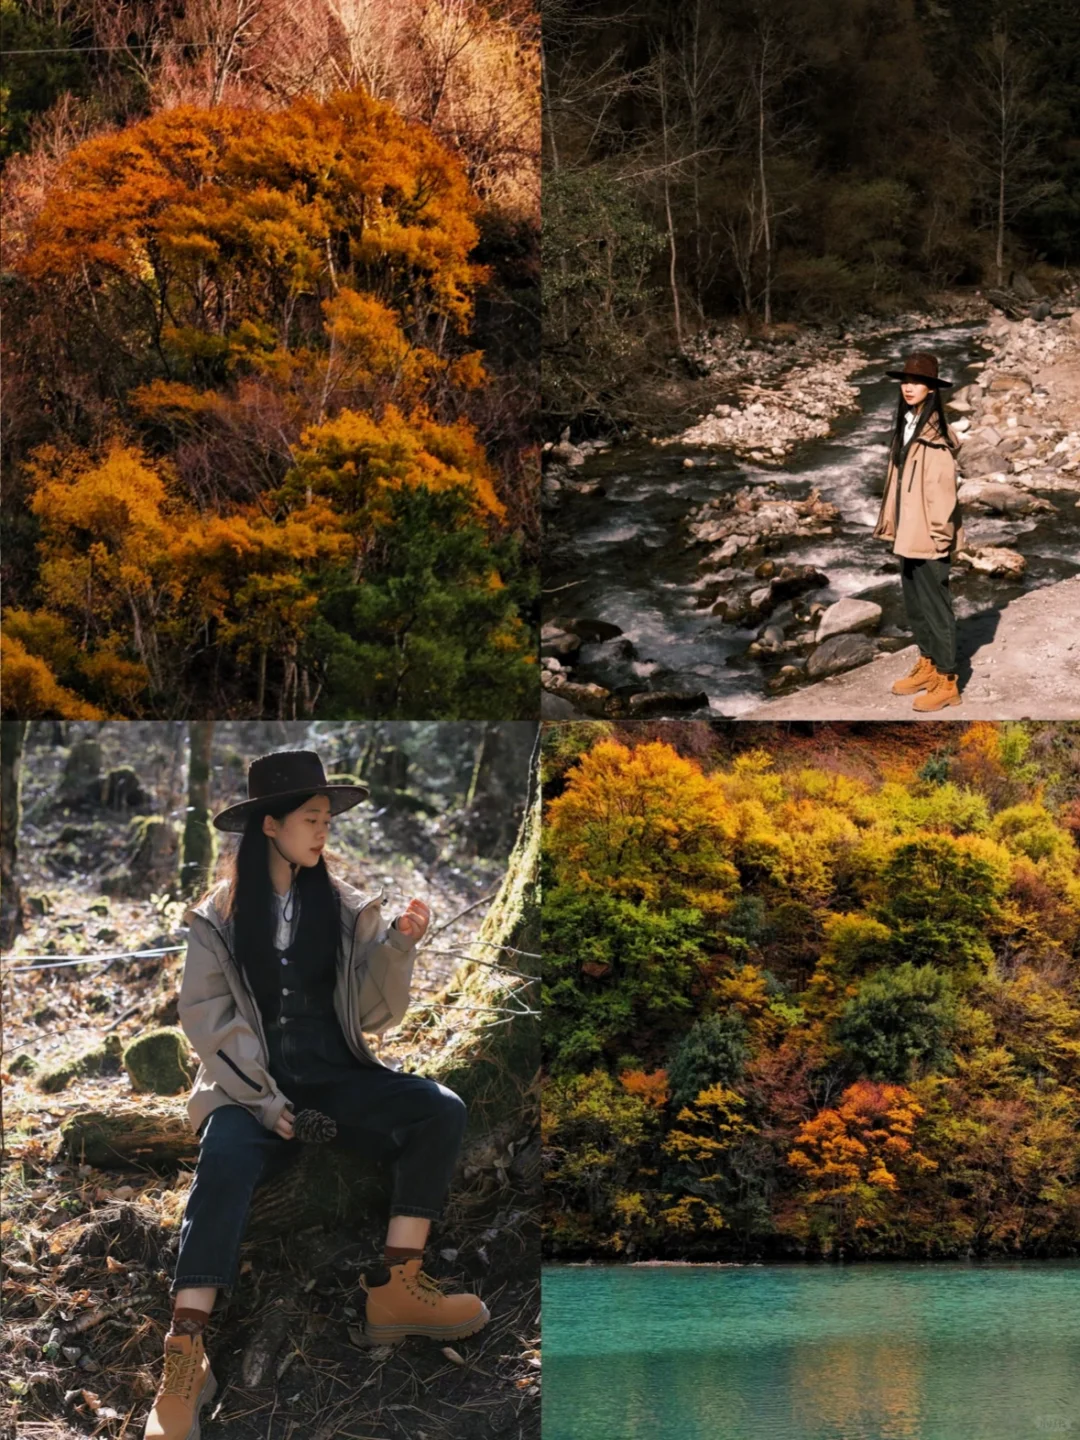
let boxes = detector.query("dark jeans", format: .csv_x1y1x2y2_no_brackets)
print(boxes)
901,556,956,673
171,1068,467,1295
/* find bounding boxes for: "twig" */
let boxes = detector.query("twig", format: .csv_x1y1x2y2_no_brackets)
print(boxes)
423,892,499,941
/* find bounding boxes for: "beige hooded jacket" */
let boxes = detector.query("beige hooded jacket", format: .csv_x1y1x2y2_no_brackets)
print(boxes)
872,410,966,560
178,875,418,1134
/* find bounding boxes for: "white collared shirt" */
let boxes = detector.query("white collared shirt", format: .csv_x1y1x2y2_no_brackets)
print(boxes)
274,887,297,953
903,407,920,447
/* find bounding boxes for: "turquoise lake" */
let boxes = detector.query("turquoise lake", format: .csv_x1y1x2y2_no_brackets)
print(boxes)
543,1261,1080,1440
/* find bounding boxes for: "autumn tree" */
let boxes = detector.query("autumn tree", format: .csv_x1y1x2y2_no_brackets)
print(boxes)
3,87,537,719
786,1080,937,1251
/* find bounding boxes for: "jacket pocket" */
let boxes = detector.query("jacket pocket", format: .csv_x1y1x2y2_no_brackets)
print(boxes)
216,1048,263,1092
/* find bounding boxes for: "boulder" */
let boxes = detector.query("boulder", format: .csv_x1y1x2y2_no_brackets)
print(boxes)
815,598,883,643
122,1028,197,1096
806,633,876,679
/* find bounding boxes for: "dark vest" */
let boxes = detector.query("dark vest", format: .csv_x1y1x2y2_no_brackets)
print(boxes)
261,894,364,1085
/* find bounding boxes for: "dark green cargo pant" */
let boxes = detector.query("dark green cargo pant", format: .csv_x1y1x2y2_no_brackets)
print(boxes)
900,557,956,674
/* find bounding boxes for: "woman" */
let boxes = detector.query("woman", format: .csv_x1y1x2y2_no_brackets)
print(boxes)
873,350,965,711
145,749,487,1440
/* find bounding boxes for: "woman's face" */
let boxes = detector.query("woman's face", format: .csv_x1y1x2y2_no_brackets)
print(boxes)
263,794,332,866
901,380,931,407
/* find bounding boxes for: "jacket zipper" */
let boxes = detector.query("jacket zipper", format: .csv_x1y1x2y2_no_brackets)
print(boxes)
216,1048,263,1091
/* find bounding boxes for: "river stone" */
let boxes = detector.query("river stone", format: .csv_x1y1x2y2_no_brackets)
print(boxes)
540,691,580,719
806,633,876,679
957,482,1056,516
957,546,1026,578
569,618,624,643
770,564,829,601
816,598,883,643
988,373,1032,394
961,449,1012,478
627,690,709,715
541,630,582,658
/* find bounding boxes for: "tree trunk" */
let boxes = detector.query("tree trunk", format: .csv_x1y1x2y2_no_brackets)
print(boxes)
181,722,215,896
1,721,27,947
61,732,541,1239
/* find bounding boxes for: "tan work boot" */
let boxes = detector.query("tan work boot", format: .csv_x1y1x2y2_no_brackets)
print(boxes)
891,655,936,695
360,1258,490,1343
913,670,961,711
144,1332,217,1440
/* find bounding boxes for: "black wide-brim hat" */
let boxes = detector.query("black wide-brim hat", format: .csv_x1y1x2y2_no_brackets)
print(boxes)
212,750,369,833
885,350,952,388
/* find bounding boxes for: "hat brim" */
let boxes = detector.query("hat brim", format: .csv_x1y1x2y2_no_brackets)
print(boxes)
212,783,370,833
885,369,953,387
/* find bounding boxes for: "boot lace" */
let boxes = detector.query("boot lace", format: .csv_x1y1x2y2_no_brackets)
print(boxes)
416,1269,447,1293
408,1268,449,1303
161,1345,199,1399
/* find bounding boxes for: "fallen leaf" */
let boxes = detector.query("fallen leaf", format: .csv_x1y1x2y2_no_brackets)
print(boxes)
441,1346,466,1366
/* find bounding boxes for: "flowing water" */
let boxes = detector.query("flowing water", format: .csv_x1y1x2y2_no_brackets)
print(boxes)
543,1261,1080,1440
545,325,1080,715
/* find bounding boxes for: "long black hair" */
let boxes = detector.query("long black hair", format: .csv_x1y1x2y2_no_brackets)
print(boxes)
214,793,343,1021
888,383,954,468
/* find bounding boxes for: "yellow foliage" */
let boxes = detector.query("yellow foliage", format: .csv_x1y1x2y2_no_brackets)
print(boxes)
545,737,740,913
0,634,106,719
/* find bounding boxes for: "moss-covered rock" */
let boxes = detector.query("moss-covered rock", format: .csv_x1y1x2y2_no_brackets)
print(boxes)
36,1035,123,1093
102,817,179,898
25,893,52,916
8,1052,38,1077
123,1027,196,1095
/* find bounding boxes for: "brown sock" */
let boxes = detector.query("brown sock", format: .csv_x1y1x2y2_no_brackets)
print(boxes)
169,1306,211,1338
383,1245,425,1265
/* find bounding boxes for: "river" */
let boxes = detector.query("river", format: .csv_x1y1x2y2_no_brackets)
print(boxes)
544,324,1080,715
543,1260,1080,1440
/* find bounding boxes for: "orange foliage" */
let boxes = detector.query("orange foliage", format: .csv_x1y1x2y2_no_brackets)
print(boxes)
788,1081,937,1214
20,91,488,335
618,1069,670,1110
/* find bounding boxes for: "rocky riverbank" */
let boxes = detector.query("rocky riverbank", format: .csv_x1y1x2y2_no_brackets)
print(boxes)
541,296,991,508
541,286,1080,718
746,576,1080,720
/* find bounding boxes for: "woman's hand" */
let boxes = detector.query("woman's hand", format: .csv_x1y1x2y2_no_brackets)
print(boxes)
393,898,430,942
274,1106,295,1140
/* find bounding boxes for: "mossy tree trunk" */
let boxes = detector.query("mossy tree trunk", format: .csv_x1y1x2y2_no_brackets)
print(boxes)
61,728,542,1239
1,721,27,948
181,721,215,895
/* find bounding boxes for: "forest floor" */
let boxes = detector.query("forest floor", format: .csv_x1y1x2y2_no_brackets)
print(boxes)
1,735,539,1440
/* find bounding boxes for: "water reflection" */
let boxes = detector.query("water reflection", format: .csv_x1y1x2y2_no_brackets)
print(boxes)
543,1262,1080,1440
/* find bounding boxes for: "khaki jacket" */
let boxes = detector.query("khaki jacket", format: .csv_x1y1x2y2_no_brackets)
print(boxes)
177,876,418,1134
873,414,966,560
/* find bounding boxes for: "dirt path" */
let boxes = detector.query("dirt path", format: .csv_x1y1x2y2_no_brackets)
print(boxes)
747,576,1080,720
